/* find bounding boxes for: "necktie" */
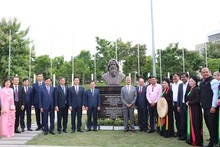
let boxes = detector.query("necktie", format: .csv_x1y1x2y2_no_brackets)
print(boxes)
76,86,78,95
15,86,18,102
127,85,130,94
139,86,142,95
62,86,65,95
91,89,94,96
47,86,50,94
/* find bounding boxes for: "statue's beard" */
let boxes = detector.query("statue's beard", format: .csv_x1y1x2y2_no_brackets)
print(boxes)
109,69,118,77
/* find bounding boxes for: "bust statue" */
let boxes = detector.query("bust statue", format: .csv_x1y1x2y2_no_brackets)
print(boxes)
102,59,125,86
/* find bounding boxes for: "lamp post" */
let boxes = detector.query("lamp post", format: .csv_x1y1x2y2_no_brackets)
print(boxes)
150,0,156,76
71,56,74,86
138,44,140,76
8,22,12,78
159,49,162,84
182,48,185,72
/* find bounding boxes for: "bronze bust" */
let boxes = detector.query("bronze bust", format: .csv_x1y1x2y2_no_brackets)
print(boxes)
102,59,125,86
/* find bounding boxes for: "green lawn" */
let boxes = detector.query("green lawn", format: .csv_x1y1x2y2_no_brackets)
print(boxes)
27,114,210,147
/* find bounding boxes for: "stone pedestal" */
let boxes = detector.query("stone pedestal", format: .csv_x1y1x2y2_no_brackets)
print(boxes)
96,86,123,119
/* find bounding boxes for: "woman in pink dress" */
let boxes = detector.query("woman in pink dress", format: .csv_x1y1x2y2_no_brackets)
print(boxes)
0,78,15,137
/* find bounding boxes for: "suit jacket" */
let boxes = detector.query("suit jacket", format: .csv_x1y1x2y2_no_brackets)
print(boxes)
21,86,33,107
84,88,100,109
69,85,84,108
121,85,137,108
55,85,69,108
177,83,190,108
13,85,24,106
135,86,148,107
32,82,45,105
39,85,55,110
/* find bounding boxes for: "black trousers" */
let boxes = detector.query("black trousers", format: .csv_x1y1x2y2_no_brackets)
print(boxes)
71,107,82,131
137,106,148,130
180,103,187,138
34,104,43,128
203,108,218,144
87,107,98,130
15,102,21,130
149,104,157,130
57,105,68,132
20,104,32,129
173,102,181,134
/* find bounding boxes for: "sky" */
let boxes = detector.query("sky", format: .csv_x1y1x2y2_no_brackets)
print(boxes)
1,0,220,61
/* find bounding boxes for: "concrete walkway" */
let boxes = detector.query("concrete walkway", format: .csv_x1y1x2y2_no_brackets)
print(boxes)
0,123,42,146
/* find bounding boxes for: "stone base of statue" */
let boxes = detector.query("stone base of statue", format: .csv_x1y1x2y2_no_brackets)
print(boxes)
96,86,123,119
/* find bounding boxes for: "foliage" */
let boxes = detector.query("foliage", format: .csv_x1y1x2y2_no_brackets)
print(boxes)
205,42,220,59
157,43,204,78
0,18,35,82
208,58,220,74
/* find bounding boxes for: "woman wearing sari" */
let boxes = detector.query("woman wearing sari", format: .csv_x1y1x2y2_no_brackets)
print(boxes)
186,76,203,146
0,79,15,137
158,78,174,138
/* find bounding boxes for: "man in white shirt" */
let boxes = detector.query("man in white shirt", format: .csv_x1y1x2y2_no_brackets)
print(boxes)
171,73,182,137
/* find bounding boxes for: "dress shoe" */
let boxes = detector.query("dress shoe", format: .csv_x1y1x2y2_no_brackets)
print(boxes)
49,132,55,135
15,129,21,133
63,130,68,133
58,131,61,134
178,136,186,141
71,130,75,133
27,128,33,131
36,126,42,131
93,129,97,132
124,129,129,132
44,131,48,135
21,128,25,132
148,129,155,133
174,132,181,137
86,129,91,132
131,129,136,133
77,130,83,132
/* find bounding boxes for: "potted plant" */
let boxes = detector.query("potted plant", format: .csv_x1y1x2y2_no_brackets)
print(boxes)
113,118,124,130
98,118,114,130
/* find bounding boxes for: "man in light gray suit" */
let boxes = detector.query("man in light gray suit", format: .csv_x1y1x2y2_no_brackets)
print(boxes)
121,76,137,132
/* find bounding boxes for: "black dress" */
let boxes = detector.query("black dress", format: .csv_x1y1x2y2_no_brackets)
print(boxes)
159,87,174,138
186,87,203,146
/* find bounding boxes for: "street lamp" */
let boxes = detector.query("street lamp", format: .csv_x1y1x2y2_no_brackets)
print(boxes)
137,44,140,76
8,22,12,78
150,0,156,76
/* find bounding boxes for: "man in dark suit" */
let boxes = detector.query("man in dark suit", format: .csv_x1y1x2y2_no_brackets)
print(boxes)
20,78,33,132
69,77,84,133
39,77,55,135
136,77,148,132
55,77,69,134
32,72,45,130
84,80,100,132
177,72,190,140
12,76,24,133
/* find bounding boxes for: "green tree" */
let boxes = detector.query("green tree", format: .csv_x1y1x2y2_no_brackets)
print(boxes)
206,42,220,59
0,18,35,82
33,55,51,78
74,50,93,84
208,58,220,73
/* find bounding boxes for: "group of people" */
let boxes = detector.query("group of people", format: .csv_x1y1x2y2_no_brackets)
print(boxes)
0,67,220,147
0,72,101,137
121,67,220,147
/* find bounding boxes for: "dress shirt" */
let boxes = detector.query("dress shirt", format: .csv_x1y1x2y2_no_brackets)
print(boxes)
146,84,162,103
172,80,182,102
